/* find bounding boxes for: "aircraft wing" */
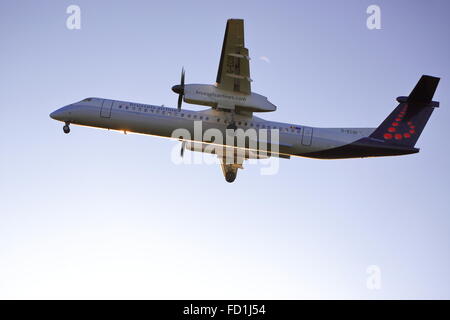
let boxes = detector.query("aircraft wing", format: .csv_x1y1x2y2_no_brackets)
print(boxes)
215,19,251,95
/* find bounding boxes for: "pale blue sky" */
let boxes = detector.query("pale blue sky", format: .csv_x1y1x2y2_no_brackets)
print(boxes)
1,0,449,299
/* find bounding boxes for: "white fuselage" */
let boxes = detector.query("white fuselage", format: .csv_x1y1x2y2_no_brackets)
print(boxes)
50,98,375,158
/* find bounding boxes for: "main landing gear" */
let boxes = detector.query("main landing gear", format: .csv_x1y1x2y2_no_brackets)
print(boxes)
225,170,237,183
226,122,238,131
226,111,237,132
63,122,70,134
220,157,242,183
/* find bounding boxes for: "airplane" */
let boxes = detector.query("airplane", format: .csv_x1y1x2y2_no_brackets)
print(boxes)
50,19,440,183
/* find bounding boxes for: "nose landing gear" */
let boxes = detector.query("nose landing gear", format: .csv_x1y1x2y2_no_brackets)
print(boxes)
63,122,70,134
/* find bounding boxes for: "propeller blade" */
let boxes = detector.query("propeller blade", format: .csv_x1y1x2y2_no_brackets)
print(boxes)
173,67,185,110
181,67,185,86
177,94,183,110
180,141,186,158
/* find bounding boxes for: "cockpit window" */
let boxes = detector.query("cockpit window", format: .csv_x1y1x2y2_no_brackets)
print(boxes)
81,98,92,102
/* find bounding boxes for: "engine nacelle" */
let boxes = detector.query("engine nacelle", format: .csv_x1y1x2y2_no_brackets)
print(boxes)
183,84,276,113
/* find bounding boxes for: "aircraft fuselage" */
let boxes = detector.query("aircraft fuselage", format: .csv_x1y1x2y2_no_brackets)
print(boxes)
50,97,418,160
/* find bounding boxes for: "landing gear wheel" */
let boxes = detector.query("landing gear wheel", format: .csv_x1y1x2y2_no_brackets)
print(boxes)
63,124,70,134
225,171,237,183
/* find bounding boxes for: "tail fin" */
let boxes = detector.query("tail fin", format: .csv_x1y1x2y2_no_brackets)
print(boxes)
370,75,440,147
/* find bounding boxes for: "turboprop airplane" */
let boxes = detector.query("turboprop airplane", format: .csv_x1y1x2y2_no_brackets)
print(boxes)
50,19,440,183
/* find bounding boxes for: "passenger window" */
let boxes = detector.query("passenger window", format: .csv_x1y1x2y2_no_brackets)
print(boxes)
125,106,129,110
187,114,191,118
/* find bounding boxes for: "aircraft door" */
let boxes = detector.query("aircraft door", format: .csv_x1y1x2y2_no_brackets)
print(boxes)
301,127,313,146
100,99,113,118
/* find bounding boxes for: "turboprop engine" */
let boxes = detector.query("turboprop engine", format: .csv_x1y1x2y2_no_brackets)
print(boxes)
172,72,276,113
182,84,276,112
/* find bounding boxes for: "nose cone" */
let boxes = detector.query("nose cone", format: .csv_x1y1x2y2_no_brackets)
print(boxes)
172,85,184,95
50,108,66,121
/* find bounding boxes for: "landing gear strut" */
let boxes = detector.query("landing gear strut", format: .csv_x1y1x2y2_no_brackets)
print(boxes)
226,111,237,132
63,122,70,134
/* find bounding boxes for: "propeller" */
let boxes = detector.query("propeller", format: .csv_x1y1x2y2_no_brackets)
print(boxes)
172,68,185,110
180,141,186,158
